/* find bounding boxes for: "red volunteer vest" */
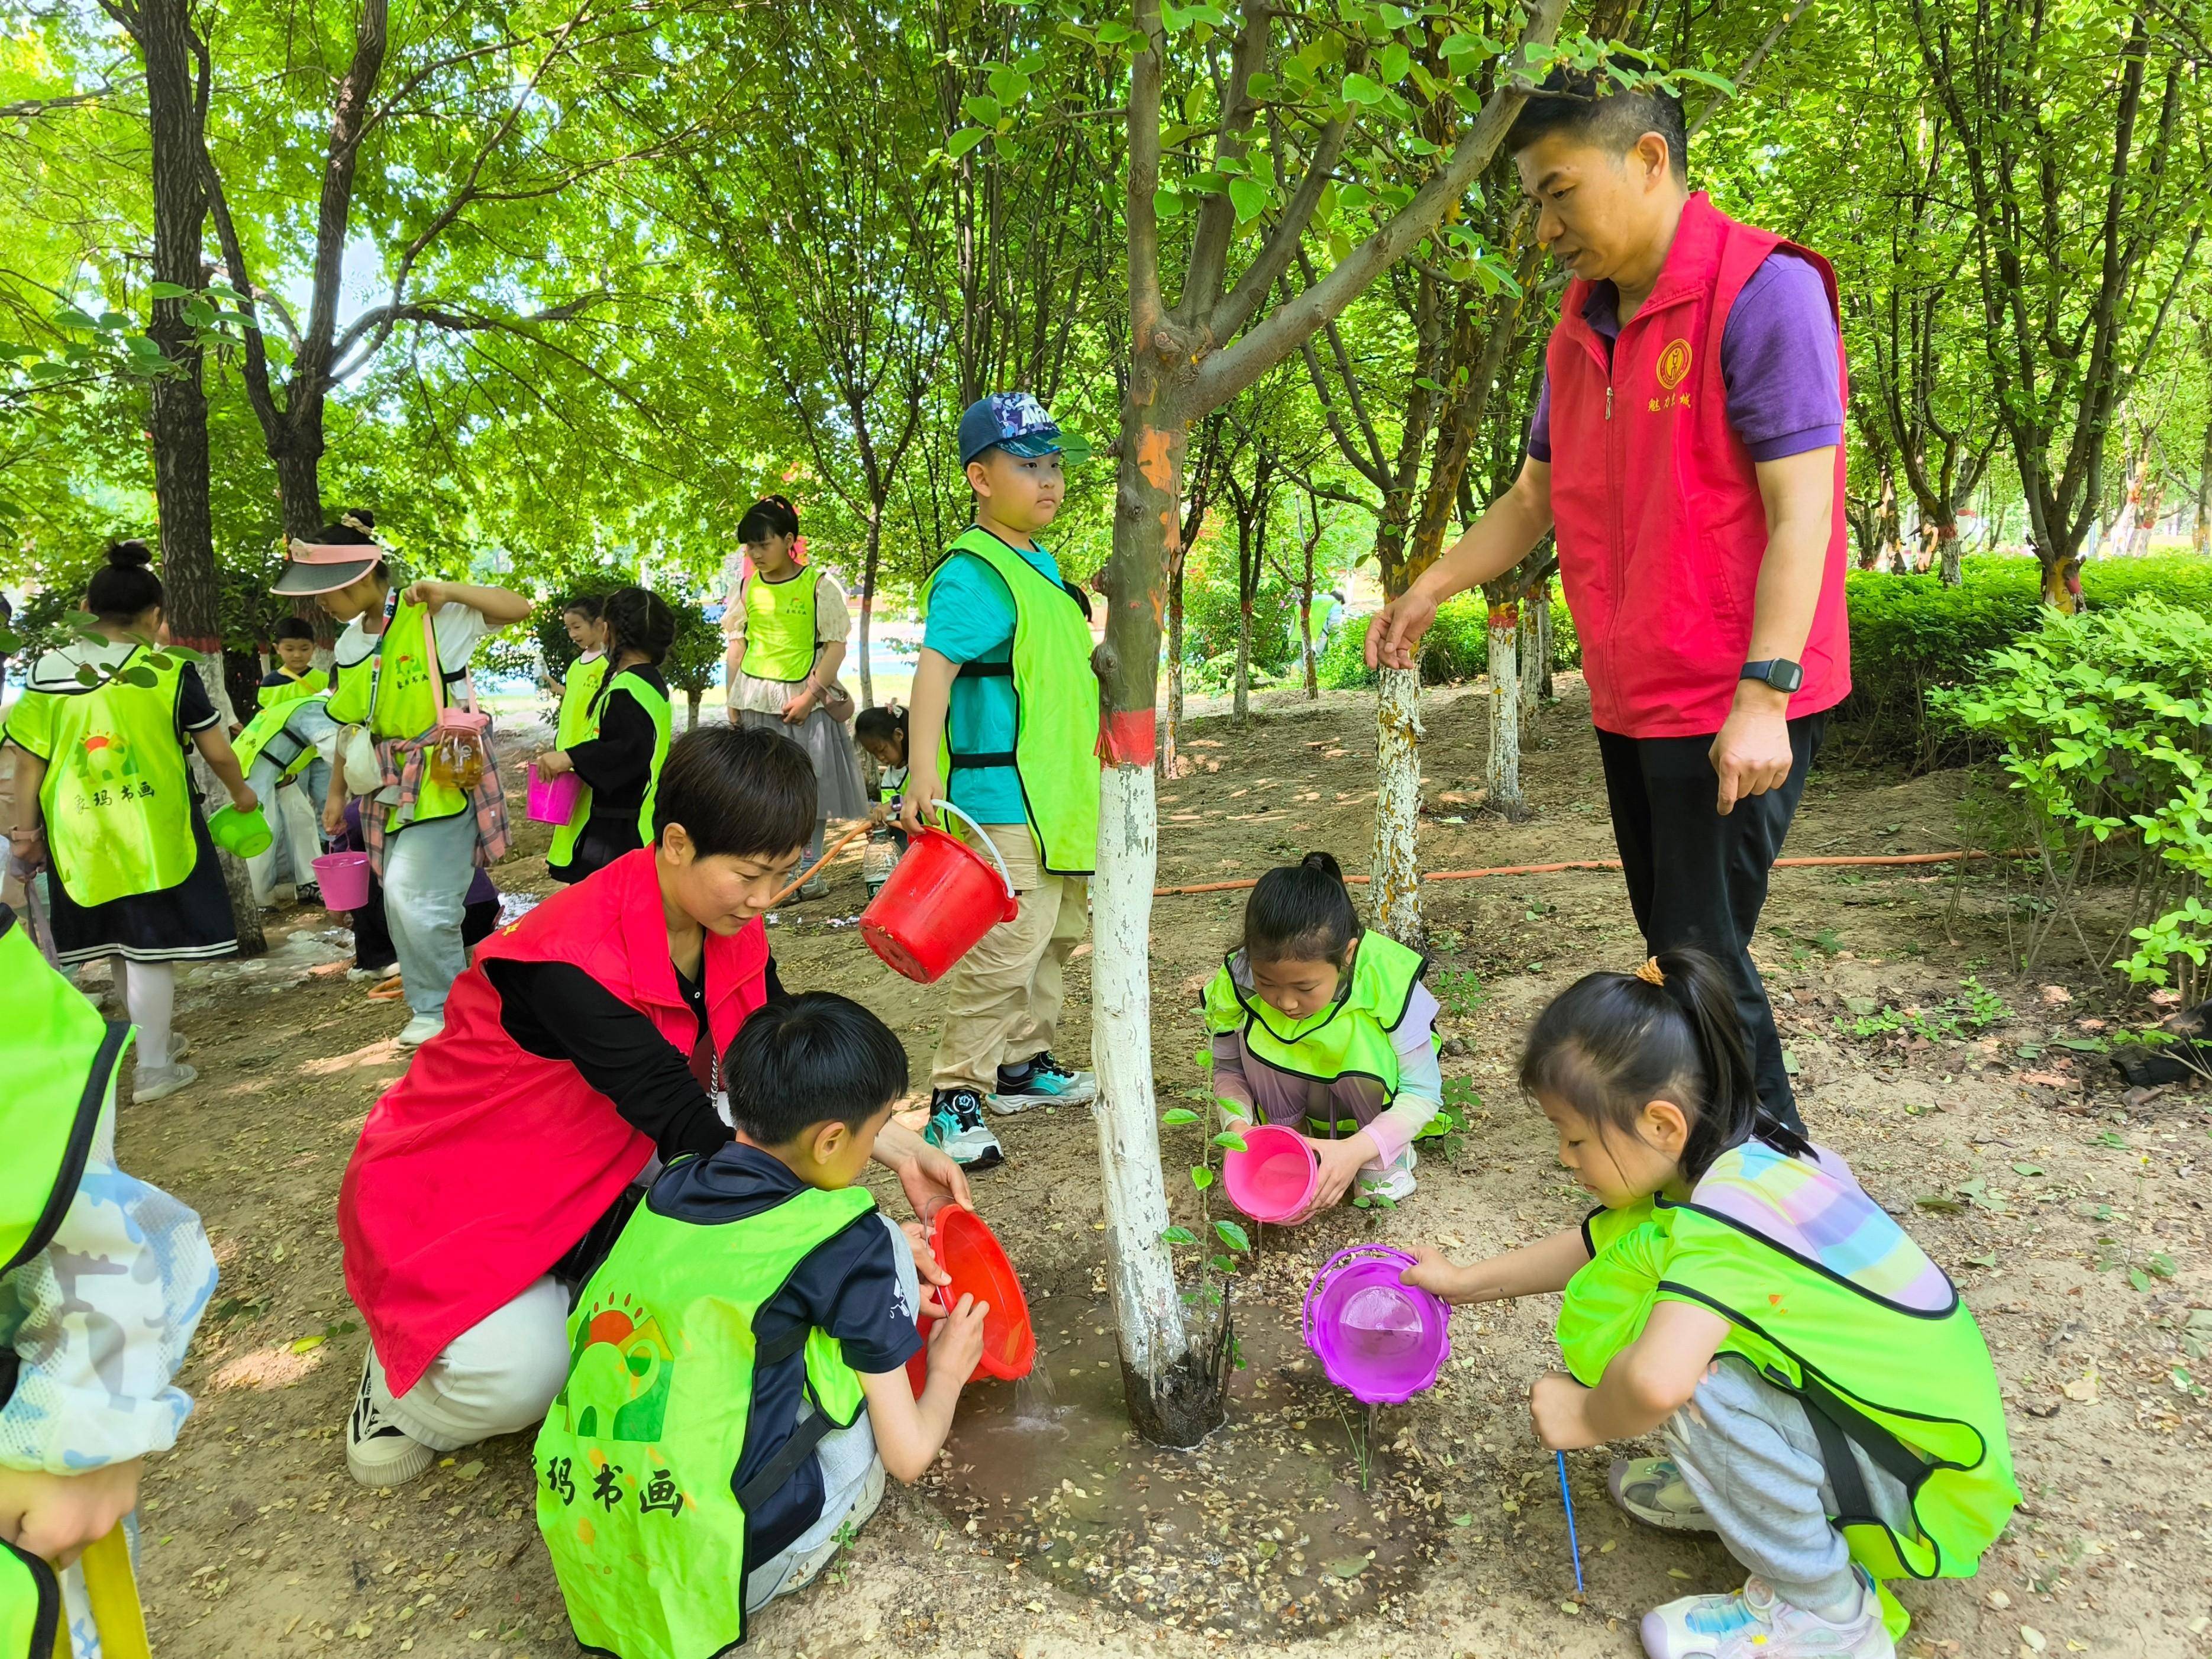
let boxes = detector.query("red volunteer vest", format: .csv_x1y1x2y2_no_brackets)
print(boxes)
338,848,767,1396
1545,192,1851,738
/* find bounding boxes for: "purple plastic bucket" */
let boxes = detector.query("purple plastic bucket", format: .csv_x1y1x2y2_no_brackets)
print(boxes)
1302,1244,1452,1405
1222,1123,1320,1222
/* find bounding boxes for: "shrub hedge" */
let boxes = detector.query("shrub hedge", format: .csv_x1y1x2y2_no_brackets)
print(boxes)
1315,555,2212,759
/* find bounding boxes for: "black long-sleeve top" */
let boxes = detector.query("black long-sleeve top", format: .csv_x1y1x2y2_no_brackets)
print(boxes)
565,664,667,824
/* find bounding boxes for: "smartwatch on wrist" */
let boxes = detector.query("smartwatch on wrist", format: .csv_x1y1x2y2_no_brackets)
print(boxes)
1741,659,1804,694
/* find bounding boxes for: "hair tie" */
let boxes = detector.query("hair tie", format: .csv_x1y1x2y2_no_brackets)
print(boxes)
792,534,808,561
339,512,374,534
1633,957,1666,986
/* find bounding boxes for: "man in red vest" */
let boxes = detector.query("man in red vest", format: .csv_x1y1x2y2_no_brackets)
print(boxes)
1368,69,1849,1134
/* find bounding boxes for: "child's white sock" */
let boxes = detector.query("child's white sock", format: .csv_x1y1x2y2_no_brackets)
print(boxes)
117,957,176,1070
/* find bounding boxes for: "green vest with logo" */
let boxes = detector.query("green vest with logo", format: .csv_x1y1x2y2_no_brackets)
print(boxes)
1556,1142,2019,1640
7,650,199,909
232,667,330,782
0,906,132,1659
556,653,611,748
919,529,1099,876
535,1180,878,1659
1200,930,1426,1134
325,597,470,830
549,669,673,870
740,570,820,683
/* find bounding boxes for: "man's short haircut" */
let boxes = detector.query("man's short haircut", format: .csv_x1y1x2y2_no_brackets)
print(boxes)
272,616,317,643
1505,60,1688,183
652,724,816,859
724,992,909,1145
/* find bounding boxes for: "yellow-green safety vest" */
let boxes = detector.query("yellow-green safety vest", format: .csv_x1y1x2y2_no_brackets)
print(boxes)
535,1178,877,1659
0,905,133,1659
919,528,1099,876
325,597,472,830
556,653,610,749
548,668,673,870
1557,1141,2020,1641
232,667,331,783
1201,929,1426,1134
740,570,820,683
4,649,200,909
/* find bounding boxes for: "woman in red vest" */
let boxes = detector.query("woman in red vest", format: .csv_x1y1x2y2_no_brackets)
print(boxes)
335,725,971,1486
1368,67,1848,1138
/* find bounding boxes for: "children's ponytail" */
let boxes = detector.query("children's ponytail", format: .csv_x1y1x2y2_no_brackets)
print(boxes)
1520,945,1801,1181
1240,850,1360,966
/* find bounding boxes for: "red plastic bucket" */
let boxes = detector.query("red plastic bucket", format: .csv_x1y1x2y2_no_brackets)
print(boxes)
312,851,373,912
932,1206,1035,1380
526,763,582,826
1223,1122,1321,1222
858,802,1019,984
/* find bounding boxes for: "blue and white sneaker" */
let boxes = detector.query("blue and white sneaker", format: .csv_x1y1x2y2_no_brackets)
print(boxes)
1640,1570,1893,1659
925,1087,1003,1169
988,1050,1097,1115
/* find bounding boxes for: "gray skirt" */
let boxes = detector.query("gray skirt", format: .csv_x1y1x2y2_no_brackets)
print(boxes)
735,705,868,820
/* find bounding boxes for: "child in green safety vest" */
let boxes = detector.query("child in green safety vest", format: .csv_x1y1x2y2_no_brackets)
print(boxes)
535,587,676,885
235,615,334,902
0,900,219,1658
722,496,867,899
550,593,609,744
900,393,1103,1171
1403,948,2018,1658
535,992,988,1658
270,509,531,1048
1,541,259,1104
1203,851,1443,1215
854,702,909,898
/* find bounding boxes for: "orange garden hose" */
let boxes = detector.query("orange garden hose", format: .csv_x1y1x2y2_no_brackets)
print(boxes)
1151,847,2011,897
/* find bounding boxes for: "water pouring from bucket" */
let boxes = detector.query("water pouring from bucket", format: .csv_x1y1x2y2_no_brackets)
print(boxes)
859,801,1019,984
1302,1244,1452,1406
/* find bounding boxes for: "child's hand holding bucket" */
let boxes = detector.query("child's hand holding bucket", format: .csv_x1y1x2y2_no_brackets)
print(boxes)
926,1291,990,1387
1299,1130,1380,1219
902,1219,954,1318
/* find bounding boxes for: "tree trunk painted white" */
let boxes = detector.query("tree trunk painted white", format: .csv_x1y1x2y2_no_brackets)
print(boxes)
1090,760,1200,1432
1369,664,1423,944
1517,598,1542,730
1486,606,1523,816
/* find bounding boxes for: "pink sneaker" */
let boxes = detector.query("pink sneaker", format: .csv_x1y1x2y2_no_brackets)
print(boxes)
1641,1571,1894,1659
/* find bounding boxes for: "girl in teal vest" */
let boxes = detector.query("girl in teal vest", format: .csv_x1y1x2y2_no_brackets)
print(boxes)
535,587,676,885
1203,852,1442,1216
270,510,531,1047
722,496,866,898
1,541,259,1103
1403,949,2017,1658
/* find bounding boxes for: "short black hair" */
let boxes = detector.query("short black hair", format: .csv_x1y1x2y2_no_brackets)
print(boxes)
737,495,800,544
563,593,604,621
85,540,163,622
602,586,675,666
1505,59,1688,182
653,724,816,858
853,704,907,745
1241,850,1361,966
724,992,908,1145
272,615,317,643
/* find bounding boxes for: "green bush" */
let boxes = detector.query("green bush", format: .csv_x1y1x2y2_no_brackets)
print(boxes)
1317,591,1578,690
1842,555,2212,761
1930,597,2212,1001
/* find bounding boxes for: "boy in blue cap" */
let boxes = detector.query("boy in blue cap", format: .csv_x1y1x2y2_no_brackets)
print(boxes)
899,393,1102,1169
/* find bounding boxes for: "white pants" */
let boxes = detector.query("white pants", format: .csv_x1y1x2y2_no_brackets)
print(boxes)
366,1276,572,1451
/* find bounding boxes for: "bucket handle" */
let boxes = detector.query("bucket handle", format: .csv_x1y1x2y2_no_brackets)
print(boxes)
930,799,1018,905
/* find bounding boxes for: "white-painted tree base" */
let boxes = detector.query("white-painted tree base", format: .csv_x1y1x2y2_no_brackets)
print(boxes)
1370,665,1423,944
1487,619,1522,814
1090,760,1192,1392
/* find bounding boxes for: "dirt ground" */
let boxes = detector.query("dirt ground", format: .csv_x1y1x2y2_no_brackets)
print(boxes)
115,676,2210,1659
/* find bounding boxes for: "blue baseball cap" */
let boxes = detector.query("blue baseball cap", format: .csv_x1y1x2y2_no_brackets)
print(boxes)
958,392,1063,467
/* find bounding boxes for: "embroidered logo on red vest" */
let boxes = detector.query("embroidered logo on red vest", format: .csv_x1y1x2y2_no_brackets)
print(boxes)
1655,339,1693,389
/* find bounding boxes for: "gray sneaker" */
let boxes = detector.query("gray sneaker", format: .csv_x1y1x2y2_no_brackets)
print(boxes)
924,1087,1003,1170
133,1061,199,1103
1609,1455,1717,1532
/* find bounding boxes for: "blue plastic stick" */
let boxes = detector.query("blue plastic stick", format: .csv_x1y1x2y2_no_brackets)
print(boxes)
1557,1450,1585,1596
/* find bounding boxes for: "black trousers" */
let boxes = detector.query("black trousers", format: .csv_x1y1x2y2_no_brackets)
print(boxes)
1594,713,1826,1134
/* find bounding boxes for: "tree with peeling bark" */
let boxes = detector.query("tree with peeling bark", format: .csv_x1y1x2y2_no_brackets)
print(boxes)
963,0,1572,1446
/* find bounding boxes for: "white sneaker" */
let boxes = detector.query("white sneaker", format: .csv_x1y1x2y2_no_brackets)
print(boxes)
395,1015,444,1049
133,1062,199,1102
345,1357,435,1487
1641,1571,1894,1659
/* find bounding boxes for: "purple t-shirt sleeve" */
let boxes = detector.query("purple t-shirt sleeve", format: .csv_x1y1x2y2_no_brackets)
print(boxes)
1721,251,1843,461
1528,377,1552,464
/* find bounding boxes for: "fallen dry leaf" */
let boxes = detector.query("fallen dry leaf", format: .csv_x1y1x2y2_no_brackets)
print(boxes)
2061,1369,2099,1404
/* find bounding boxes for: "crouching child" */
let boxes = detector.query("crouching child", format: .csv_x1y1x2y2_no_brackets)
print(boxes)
535,992,987,1657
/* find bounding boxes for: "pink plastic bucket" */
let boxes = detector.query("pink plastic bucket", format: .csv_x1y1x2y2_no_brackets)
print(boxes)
1302,1243,1452,1405
527,763,582,825
312,852,373,912
1222,1123,1321,1222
